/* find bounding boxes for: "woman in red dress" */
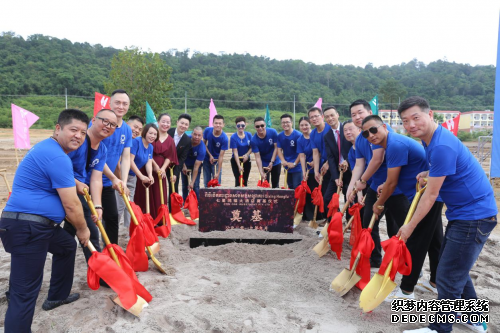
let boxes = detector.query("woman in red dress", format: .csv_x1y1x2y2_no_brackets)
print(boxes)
134,113,178,218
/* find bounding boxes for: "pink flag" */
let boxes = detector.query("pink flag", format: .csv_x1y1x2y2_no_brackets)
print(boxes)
11,104,39,149
209,99,217,127
314,98,323,110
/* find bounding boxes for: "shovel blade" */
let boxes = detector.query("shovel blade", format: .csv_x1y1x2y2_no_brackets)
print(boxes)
359,273,397,312
313,239,330,257
293,213,302,226
308,220,319,229
331,268,362,296
151,257,167,275
169,213,180,225
150,242,161,255
113,295,148,317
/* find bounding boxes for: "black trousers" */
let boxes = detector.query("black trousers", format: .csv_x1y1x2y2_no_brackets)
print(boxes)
363,187,410,266
230,157,251,187
324,169,352,218
401,201,444,292
63,194,102,263
101,186,119,245
302,172,327,221
265,163,282,188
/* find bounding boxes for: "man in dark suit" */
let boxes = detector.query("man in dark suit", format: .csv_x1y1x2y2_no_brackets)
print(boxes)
323,106,352,217
167,113,192,197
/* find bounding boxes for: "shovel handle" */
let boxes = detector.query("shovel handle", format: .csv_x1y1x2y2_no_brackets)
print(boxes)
169,167,175,191
294,198,300,217
336,170,344,195
87,241,97,252
120,185,140,227
283,168,288,189
1,172,11,193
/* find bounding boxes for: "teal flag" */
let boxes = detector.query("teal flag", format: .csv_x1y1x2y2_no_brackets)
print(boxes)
265,104,272,128
146,101,157,125
369,95,378,115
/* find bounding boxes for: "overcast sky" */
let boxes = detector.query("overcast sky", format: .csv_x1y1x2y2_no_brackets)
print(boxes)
2,0,499,67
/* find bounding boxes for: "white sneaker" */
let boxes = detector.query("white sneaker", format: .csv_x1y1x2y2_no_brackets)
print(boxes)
456,313,488,332
415,279,438,294
384,287,415,303
402,328,437,333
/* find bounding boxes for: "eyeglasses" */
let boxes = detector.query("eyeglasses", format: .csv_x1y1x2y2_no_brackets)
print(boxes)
309,114,321,119
236,124,246,128
255,124,265,129
362,124,383,138
96,117,118,129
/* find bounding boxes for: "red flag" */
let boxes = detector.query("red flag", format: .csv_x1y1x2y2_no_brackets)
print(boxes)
294,181,311,214
349,228,375,290
378,236,412,281
311,185,324,213
327,212,343,259
348,203,363,246
184,190,199,220
207,179,220,187
171,192,197,225
125,223,149,272
94,92,111,116
327,193,340,218
154,204,171,238
257,179,270,188
441,113,460,136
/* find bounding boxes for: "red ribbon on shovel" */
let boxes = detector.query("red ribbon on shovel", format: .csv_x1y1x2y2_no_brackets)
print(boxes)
154,204,171,238
327,211,343,259
311,185,324,213
184,190,199,220
348,203,363,246
294,180,310,214
378,236,412,281
171,192,196,225
349,228,375,290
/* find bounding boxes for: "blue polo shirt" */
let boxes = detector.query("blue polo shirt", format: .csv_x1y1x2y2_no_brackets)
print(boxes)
385,132,428,200
355,123,402,194
5,138,76,222
129,137,153,176
185,141,207,168
230,132,252,158
310,123,331,164
251,128,281,166
348,146,371,186
423,125,497,220
277,130,302,173
96,121,133,186
203,127,228,161
297,135,314,174
67,138,107,184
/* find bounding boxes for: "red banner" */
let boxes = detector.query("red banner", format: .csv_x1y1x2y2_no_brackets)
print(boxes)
94,92,111,116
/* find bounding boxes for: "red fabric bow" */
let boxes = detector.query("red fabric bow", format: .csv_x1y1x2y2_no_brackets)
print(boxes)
294,180,311,214
348,203,363,246
378,236,412,281
129,202,157,246
184,190,199,220
207,179,220,187
102,244,153,303
327,212,343,259
171,192,197,225
154,204,171,238
125,223,149,272
327,193,340,218
239,175,245,187
257,180,271,188
87,251,143,309
349,228,375,290
311,185,324,213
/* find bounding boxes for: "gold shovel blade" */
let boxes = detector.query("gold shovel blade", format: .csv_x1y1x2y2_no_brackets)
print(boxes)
150,242,161,255
359,273,397,312
312,238,330,257
293,213,302,226
113,295,148,317
335,270,362,297
308,220,319,229
169,213,180,225
146,246,167,275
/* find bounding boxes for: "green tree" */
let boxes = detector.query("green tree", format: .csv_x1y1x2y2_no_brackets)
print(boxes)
104,47,173,117
379,78,407,125
433,113,444,123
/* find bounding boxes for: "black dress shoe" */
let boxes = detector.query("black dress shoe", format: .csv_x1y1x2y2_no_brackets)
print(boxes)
42,293,80,311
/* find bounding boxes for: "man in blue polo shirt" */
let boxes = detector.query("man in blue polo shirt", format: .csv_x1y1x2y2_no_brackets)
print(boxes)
251,117,281,188
63,108,117,263
399,97,497,333
0,109,91,332
203,115,228,186
182,126,206,200
277,113,302,189
100,89,133,244
345,99,408,268
361,115,444,301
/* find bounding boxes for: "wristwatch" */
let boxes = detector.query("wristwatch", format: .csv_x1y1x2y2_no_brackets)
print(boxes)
293,162,297,167
359,178,367,185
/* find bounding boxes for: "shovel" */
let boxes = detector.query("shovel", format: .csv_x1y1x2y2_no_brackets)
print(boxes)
207,160,221,187
144,184,160,254
168,167,196,225
154,170,171,237
239,157,245,187
282,167,289,189
293,164,313,226
121,188,167,275
331,213,377,296
0,169,12,199
359,182,426,312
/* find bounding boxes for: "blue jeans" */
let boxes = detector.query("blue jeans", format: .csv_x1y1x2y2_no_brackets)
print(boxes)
182,167,202,201
203,161,222,187
286,171,302,189
429,216,497,333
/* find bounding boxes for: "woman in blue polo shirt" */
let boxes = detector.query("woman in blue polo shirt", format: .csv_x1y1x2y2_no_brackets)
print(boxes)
297,116,316,222
230,116,253,187
129,123,157,217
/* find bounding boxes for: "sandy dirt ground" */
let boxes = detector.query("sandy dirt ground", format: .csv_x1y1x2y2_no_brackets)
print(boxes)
0,129,499,333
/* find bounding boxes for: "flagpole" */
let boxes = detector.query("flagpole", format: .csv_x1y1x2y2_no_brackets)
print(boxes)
185,91,187,113
15,149,19,166
65,88,68,109
293,95,296,130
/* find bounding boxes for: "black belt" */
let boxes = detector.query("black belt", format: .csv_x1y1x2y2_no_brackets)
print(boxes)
1,212,59,227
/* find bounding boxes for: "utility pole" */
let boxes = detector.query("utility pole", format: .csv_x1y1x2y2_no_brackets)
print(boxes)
185,91,187,113
65,88,68,109
293,95,296,129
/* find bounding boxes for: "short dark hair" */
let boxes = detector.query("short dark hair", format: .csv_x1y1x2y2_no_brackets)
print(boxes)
343,119,354,125
128,115,144,125
178,113,191,123
96,109,116,118
349,99,371,111
111,89,130,98
323,106,337,113
141,123,159,141
361,115,384,127
192,126,203,132
235,116,246,124
213,115,224,122
298,116,310,124
158,113,171,122
254,116,265,123
280,113,293,122
308,107,322,116
57,109,89,128
398,96,430,115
